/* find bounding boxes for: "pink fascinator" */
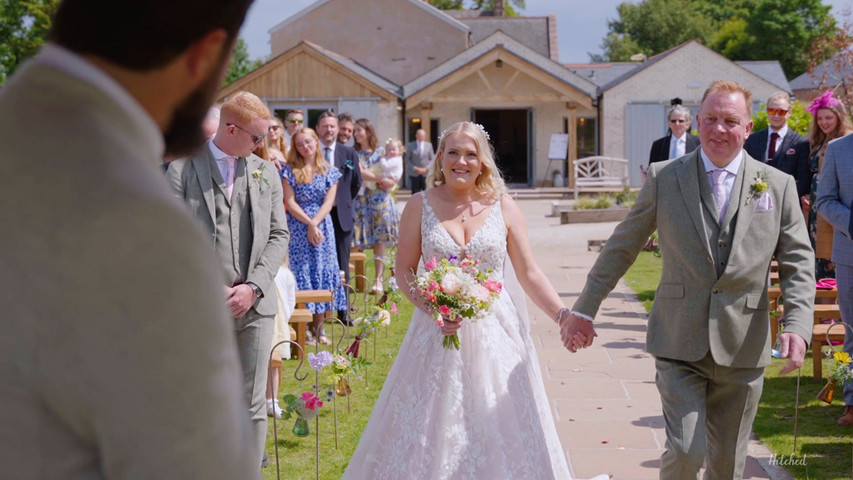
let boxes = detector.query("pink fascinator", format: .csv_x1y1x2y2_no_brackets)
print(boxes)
807,90,842,116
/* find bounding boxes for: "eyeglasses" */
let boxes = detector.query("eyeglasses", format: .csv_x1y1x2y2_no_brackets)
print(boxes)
294,140,314,149
287,118,304,124
669,119,687,124
226,122,267,145
767,108,789,116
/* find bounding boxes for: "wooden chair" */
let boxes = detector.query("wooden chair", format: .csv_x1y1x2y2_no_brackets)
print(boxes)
812,303,844,381
289,289,333,359
350,250,367,292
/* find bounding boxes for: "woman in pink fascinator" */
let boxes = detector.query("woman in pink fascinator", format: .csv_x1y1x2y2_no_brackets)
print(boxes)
806,89,853,279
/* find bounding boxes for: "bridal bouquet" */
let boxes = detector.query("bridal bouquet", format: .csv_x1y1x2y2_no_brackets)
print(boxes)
410,255,502,349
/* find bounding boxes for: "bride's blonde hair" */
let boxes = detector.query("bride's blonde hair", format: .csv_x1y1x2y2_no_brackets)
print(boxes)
426,121,507,200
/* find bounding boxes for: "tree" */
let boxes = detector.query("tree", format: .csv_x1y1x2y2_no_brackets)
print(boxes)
428,0,525,16
223,38,264,86
0,0,60,84
594,0,836,79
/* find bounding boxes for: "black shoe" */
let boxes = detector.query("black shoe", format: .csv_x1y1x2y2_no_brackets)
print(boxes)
338,310,353,326
261,453,269,468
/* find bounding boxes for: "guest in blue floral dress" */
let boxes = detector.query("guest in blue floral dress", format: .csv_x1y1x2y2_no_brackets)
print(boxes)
282,127,346,345
352,119,401,294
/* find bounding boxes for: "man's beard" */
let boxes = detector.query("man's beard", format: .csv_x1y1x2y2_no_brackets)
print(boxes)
163,59,226,158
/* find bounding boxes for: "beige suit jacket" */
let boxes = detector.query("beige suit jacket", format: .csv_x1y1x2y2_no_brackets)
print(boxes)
574,150,814,368
0,55,258,477
167,148,289,316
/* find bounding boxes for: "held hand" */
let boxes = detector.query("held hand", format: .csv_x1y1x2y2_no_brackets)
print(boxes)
560,312,597,353
440,316,463,336
307,223,324,245
226,284,256,319
377,178,395,190
777,332,807,375
413,166,427,175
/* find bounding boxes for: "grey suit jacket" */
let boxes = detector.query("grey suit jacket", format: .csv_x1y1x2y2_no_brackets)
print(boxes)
404,140,435,178
574,150,814,368
0,52,258,478
167,147,289,316
816,133,853,266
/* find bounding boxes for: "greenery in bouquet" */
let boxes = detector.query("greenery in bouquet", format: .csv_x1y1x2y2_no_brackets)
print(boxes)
828,351,853,385
346,306,391,357
327,352,371,383
410,254,502,349
281,392,324,421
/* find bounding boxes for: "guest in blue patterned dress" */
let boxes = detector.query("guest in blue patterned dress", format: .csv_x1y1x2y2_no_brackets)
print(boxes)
352,119,401,294
282,127,346,345
352,118,377,249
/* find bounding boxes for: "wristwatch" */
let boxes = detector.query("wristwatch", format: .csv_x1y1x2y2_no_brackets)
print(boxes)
247,282,263,298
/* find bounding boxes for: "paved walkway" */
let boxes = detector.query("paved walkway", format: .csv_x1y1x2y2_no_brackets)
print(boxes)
515,198,790,480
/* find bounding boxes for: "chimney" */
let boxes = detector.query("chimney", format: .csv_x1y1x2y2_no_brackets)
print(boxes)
494,0,505,17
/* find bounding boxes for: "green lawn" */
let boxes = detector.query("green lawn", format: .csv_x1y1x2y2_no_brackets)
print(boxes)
263,258,413,480
624,251,852,480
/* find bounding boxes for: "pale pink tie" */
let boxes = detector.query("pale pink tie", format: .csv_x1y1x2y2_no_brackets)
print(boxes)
224,156,236,199
710,169,728,221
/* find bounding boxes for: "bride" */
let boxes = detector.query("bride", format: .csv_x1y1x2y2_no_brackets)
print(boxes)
342,122,603,479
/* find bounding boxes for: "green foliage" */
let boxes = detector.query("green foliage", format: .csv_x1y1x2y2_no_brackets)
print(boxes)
575,189,637,210
223,38,264,87
0,0,60,84
751,100,812,136
428,0,525,16
595,0,836,79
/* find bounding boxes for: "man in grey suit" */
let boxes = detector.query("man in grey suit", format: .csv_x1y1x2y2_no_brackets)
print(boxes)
0,1,261,478
561,81,814,479
167,91,289,466
405,128,434,193
816,135,853,426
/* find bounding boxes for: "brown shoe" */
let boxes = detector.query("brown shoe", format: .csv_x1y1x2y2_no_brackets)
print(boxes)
838,405,853,426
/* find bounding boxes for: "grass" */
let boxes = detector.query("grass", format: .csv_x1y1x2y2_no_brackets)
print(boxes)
624,252,853,480
263,256,413,480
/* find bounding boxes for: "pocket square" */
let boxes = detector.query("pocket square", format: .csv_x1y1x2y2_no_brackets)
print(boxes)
755,193,774,211
785,148,796,155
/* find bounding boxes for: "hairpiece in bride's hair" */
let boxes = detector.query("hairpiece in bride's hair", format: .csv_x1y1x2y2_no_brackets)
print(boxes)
439,122,491,145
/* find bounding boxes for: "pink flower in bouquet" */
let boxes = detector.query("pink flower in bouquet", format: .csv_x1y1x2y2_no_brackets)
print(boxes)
474,284,492,303
428,280,439,292
424,256,438,270
438,304,451,317
440,273,462,295
434,315,445,327
485,279,502,294
301,392,323,411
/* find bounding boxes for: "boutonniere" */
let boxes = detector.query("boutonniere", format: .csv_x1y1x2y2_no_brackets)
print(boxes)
251,163,270,187
745,172,768,205
343,159,354,170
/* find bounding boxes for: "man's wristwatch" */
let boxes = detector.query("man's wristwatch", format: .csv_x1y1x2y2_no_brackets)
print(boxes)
247,282,263,298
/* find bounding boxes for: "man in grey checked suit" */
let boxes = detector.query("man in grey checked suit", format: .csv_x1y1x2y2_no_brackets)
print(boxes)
0,1,262,478
404,128,434,193
167,91,289,466
817,134,853,426
561,81,814,479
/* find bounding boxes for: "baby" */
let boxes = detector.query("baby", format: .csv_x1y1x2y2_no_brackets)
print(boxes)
363,138,404,191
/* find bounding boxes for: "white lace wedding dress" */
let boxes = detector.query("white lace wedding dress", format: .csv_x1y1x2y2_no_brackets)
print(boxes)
342,194,580,479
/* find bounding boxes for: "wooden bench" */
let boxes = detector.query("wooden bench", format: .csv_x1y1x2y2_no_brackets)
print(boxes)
812,304,843,381
350,250,367,292
572,156,629,199
290,289,333,358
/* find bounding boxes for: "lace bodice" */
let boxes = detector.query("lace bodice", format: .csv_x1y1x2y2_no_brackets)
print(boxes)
420,192,506,278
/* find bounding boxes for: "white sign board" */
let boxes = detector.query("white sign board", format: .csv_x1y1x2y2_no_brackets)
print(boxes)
548,134,569,160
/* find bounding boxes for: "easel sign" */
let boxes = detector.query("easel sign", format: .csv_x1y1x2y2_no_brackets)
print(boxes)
545,134,569,186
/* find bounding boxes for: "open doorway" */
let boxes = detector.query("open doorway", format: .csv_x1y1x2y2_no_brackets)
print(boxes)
472,109,530,185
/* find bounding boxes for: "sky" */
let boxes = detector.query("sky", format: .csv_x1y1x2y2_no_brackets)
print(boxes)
239,0,853,66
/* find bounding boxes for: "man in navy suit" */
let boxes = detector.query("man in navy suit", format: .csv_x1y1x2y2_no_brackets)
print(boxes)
648,103,701,166
744,92,811,197
316,110,362,322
